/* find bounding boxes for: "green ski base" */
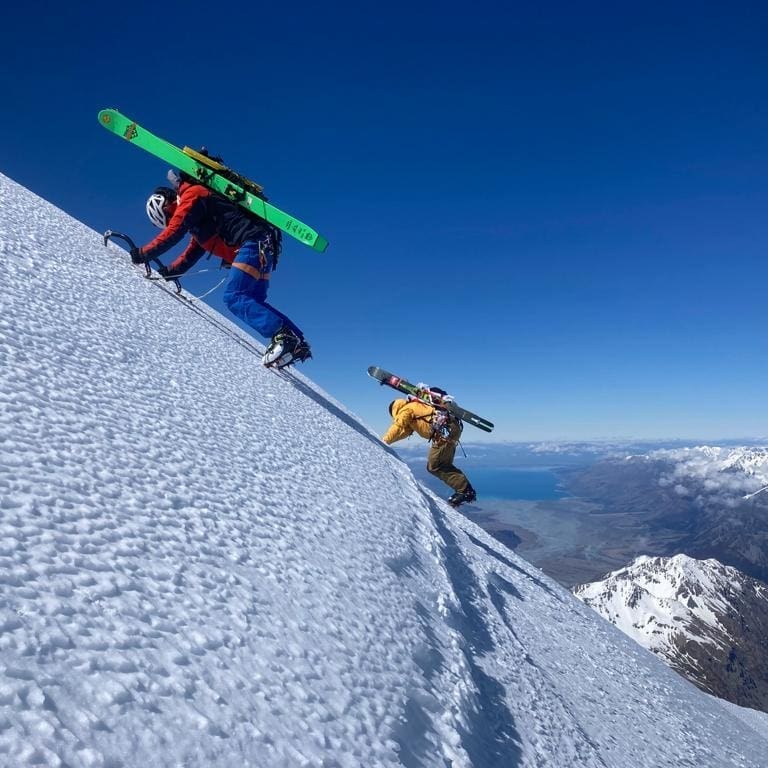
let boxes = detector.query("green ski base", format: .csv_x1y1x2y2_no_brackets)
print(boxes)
368,366,494,433
98,108,328,253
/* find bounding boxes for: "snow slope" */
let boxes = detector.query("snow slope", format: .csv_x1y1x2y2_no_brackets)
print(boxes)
1,170,767,767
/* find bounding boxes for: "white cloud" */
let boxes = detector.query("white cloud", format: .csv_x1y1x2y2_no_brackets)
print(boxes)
647,446,768,500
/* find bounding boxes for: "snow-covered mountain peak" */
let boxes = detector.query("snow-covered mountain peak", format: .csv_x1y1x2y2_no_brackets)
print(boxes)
575,554,768,712
634,553,747,596
2,171,768,766
641,446,768,498
577,554,742,639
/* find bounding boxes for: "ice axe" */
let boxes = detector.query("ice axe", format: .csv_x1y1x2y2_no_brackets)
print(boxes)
103,230,181,294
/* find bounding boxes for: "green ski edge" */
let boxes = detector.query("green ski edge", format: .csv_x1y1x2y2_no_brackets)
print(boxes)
98,109,328,253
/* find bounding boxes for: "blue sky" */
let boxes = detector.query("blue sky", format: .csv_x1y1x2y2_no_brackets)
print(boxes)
2,2,767,441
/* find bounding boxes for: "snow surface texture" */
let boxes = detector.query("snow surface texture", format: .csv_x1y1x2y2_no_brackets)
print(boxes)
1,171,767,767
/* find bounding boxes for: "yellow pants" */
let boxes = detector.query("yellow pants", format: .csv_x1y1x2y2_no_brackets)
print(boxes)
426,422,469,493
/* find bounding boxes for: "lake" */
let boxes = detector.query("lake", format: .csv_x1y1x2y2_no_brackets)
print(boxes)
408,462,566,501
466,466,566,500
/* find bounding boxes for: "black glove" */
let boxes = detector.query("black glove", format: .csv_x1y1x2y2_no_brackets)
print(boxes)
156,265,178,282
129,247,145,265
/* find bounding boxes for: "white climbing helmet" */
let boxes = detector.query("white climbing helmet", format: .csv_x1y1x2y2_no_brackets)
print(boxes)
145,186,177,228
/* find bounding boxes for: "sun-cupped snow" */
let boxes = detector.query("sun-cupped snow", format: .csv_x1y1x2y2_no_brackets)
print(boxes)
2,170,768,768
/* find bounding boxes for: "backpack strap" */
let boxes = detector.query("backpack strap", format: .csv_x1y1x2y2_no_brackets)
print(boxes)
407,396,458,443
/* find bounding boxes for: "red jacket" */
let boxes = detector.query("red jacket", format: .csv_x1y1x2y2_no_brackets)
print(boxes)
140,182,271,275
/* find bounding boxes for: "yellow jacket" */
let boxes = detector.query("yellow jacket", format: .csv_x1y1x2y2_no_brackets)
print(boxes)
382,399,441,444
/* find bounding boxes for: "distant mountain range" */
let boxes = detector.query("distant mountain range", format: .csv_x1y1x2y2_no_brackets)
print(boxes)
574,554,768,712
561,446,768,583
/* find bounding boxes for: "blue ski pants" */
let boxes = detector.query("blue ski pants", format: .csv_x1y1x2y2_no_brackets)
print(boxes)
223,238,303,340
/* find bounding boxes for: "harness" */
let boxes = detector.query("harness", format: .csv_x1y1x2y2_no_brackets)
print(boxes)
408,397,462,444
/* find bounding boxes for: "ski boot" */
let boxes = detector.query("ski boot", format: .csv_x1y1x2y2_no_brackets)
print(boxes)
262,327,312,369
448,485,477,508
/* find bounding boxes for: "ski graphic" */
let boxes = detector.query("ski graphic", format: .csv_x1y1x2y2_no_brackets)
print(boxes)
368,366,494,433
98,109,328,253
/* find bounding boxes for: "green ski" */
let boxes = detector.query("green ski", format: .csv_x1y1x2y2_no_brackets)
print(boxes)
98,108,328,253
